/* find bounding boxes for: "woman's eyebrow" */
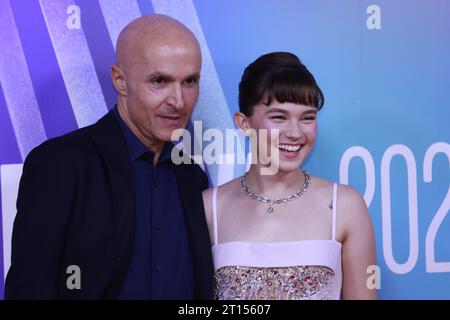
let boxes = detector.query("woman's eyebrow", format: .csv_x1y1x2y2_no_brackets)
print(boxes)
302,109,317,115
265,108,288,114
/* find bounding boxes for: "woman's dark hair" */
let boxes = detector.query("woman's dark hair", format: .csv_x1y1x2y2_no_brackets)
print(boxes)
238,52,324,116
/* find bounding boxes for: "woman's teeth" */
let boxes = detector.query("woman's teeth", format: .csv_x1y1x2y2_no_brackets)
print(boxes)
277,144,301,152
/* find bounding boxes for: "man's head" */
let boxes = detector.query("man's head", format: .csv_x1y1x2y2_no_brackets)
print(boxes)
111,14,201,154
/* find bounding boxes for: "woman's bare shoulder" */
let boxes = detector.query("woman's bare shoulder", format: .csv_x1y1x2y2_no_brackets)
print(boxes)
202,178,241,206
308,175,370,234
335,184,367,214
309,175,365,207
216,177,242,197
202,178,241,231
308,174,333,191
333,183,372,242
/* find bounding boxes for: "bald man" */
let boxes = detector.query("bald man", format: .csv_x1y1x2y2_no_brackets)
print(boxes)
5,15,214,299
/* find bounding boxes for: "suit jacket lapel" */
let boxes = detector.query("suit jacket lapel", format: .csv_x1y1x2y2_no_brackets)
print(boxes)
88,111,136,298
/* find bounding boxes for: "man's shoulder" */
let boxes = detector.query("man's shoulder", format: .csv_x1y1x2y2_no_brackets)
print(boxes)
26,112,118,164
28,124,96,161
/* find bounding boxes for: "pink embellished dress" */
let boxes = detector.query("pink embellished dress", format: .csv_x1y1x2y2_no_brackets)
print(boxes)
211,183,342,300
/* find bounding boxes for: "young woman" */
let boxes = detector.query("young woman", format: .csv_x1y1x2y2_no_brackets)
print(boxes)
202,52,376,300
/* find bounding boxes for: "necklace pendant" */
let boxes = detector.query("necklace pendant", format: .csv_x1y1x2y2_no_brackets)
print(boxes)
240,171,311,215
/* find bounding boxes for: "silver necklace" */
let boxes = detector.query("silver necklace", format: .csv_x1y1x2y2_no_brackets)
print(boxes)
240,171,311,214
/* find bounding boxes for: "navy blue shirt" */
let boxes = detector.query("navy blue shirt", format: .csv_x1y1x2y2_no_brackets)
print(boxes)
113,108,194,299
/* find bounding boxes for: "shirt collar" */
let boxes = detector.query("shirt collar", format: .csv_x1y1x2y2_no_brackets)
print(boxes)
113,106,174,163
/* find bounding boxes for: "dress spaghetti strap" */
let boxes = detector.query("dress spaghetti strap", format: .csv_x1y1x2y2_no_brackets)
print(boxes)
212,187,219,246
332,183,338,241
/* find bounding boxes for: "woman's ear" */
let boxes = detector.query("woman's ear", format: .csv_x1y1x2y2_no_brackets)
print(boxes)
111,64,127,96
234,112,250,135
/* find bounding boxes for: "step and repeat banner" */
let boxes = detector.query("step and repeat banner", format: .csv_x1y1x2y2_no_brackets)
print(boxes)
0,0,449,299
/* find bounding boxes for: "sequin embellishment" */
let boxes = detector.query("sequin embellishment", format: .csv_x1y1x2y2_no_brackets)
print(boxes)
215,265,334,300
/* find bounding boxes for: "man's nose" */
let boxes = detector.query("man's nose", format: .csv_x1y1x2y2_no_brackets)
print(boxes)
167,83,184,110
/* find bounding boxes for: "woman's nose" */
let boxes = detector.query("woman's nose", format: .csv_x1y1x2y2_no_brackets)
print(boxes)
285,122,304,139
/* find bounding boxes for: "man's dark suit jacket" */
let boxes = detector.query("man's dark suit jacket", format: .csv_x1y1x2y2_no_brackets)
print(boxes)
4,111,214,299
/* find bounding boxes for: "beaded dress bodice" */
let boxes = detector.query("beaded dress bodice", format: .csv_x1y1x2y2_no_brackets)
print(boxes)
215,265,334,300
211,184,342,300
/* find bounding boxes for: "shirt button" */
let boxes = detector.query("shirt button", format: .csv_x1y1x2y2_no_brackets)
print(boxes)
154,264,162,271
155,224,162,230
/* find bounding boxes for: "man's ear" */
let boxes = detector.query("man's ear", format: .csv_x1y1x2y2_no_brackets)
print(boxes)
111,64,127,96
234,112,250,135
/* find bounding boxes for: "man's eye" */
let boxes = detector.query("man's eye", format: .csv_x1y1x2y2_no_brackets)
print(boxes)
151,77,165,85
303,116,316,121
184,77,198,85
